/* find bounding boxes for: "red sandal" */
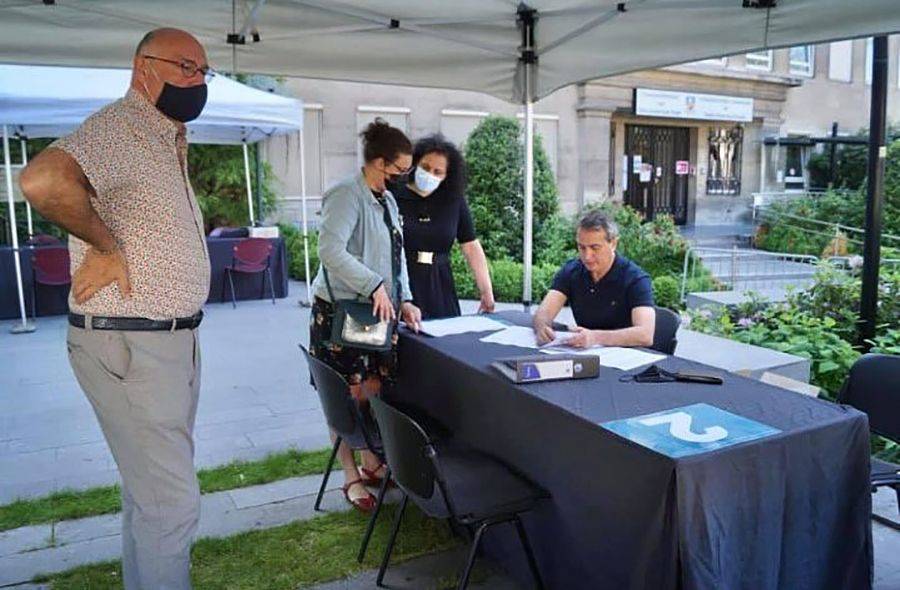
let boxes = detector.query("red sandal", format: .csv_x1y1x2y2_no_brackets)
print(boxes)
342,478,376,514
360,464,395,489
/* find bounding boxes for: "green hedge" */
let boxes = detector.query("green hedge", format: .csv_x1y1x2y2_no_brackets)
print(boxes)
279,223,319,282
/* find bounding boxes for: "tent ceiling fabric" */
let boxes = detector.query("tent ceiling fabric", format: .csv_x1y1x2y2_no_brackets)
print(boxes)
1,1,898,104
0,64,302,143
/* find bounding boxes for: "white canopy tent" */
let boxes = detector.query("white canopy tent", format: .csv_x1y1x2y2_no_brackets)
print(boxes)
1,64,303,332
1,0,898,312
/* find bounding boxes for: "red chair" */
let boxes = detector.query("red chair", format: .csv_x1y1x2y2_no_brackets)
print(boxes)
30,247,71,318
26,234,62,246
221,238,275,308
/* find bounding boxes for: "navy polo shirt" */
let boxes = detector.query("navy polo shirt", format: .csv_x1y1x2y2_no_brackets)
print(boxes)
549,254,654,330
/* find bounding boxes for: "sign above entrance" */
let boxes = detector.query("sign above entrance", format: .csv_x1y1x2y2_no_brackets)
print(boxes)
634,88,754,122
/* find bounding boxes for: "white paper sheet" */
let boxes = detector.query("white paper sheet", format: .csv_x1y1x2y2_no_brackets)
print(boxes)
479,326,543,349
541,346,665,371
419,315,509,338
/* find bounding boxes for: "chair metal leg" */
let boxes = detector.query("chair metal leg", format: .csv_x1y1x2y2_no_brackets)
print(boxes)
457,521,489,590
267,267,276,304
358,466,391,563
376,492,408,587
30,280,37,320
226,269,237,309
513,515,544,590
314,436,341,512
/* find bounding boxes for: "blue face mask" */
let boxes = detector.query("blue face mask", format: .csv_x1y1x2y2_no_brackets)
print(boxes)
414,166,443,195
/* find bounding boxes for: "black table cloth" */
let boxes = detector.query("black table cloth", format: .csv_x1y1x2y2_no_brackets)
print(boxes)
391,311,872,590
0,237,289,319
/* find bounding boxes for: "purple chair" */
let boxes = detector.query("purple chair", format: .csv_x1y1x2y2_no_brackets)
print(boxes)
30,247,71,318
221,238,275,308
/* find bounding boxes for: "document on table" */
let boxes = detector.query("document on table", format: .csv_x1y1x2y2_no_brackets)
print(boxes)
419,315,509,337
479,326,543,349
541,346,665,371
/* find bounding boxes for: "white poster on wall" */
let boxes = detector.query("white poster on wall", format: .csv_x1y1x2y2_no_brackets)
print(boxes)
635,88,753,122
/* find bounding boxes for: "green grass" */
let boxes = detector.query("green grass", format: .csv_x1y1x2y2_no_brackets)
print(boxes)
35,504,459,589
0,448,333,532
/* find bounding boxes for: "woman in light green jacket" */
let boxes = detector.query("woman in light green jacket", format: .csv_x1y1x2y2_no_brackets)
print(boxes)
308,119,422,513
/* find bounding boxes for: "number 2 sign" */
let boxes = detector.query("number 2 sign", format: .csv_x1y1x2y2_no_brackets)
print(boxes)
601,403,780,458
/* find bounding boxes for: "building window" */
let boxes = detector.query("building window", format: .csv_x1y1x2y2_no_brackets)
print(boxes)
745,50,773,71
692,57,727,67
706,126,743,196
517,113,560,178
784,143,808,191
865,38,873,85
356,106,411,166
828,40,853,82
439,109,489,148
789,45,815,77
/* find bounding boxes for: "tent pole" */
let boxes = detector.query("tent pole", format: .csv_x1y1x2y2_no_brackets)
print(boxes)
523,98,534,311
299,127,312,306
859,35,888,350
21,139,33,238
3,125,34,334
519,5,536,312
242,141,256,226
254,142,264,225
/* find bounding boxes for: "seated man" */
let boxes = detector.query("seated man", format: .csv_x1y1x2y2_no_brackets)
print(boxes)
533,210,655,348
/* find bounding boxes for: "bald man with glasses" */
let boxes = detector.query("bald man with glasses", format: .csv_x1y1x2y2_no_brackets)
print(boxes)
20,28,213,589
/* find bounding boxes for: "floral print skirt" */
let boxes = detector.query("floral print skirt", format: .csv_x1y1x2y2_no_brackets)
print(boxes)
308,297,399,398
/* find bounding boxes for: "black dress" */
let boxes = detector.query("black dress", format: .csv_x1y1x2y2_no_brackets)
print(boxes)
393,182,476,319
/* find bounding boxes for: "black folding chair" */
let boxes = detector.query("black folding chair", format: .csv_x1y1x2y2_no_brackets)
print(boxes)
838,353,900,529
299,345,391,559
651,306,680,355
370,396,547,590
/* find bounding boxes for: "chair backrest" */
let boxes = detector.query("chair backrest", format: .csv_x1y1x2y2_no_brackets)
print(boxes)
370,396,437,501
26,234,61,246
234,238,273,265
838,353,900,443
299,345,358,437
651,306,680,355
32,247,71,284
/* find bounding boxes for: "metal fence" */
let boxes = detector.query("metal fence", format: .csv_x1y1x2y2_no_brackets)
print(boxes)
681,246,820,301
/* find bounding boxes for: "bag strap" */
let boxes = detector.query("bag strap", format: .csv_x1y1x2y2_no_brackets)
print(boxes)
321,196,402,310
321,266,338,303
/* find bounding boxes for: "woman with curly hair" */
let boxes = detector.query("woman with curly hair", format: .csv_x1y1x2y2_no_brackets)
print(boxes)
392,134,494,318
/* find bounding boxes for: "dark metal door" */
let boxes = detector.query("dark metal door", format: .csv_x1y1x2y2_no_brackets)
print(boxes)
625,124,690,224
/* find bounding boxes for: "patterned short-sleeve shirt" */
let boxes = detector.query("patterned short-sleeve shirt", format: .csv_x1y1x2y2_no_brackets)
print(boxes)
51,89,210,320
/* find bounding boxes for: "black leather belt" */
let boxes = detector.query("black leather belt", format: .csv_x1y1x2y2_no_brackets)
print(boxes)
406,250,450,265
68,311,203,331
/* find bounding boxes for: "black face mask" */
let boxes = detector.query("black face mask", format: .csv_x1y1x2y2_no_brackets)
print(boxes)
155,82,207,123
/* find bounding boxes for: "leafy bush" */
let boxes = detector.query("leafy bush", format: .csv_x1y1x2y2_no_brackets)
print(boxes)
450,245,560,304
278,223,318,282
464,116,559,263
686,302,861,399
190,144,278,232
761,139,900,256
787,264,900,342
652,275,681,311
870,328,900,355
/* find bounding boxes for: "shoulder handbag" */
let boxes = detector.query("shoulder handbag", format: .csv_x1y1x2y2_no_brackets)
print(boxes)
322,267,395,351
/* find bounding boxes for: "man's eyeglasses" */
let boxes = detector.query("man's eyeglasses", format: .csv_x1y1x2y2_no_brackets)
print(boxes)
142,55,215,83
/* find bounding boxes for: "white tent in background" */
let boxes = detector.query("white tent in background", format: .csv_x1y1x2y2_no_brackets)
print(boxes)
1,0,898,314
1,64,303,333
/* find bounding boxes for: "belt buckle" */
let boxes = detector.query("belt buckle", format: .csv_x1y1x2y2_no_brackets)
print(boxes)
417,251,434,265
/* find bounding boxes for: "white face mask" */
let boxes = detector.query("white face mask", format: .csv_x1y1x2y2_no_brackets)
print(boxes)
414,166,443,195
